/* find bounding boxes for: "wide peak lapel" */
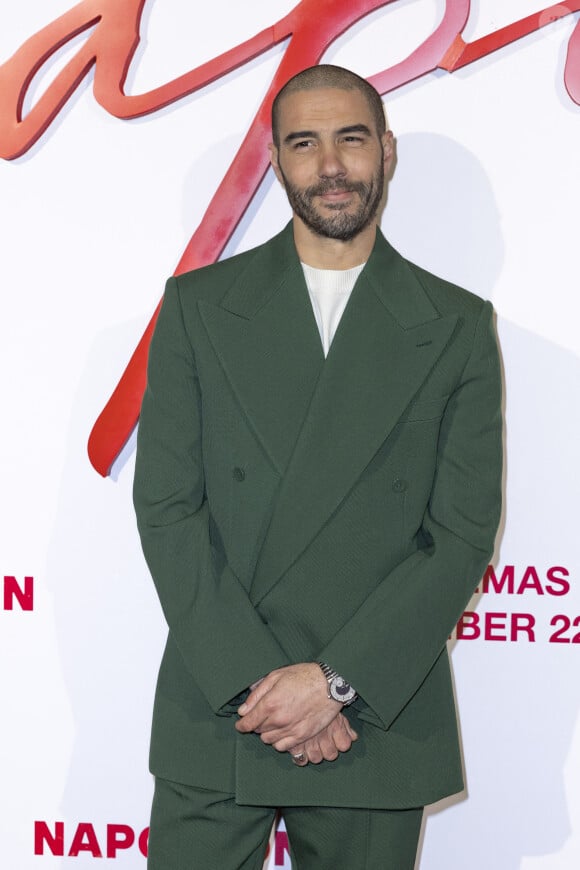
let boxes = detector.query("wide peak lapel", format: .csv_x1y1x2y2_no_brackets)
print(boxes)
198,226,324,475
250,234,457,604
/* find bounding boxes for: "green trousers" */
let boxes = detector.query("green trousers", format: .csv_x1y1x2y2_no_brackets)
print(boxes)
148,776,423,869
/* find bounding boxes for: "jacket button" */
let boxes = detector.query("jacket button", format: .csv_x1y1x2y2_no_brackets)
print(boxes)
232,467,246,482
392,477,407,493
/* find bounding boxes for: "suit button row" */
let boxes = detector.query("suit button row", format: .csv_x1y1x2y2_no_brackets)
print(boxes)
234,467,406,490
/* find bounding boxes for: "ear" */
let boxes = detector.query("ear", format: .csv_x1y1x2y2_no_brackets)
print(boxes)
268,142,285,186
381,130,395,174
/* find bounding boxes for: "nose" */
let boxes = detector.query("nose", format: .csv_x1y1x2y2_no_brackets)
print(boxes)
317,142,346,179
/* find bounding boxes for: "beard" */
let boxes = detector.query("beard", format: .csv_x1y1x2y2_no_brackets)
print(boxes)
278,158,385,242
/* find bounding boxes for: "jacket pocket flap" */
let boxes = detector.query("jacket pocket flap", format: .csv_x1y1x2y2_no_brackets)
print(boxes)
400,395,450,423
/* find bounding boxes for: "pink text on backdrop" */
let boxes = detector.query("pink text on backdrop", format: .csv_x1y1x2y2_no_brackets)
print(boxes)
1,1,579,475
3,575,34,611
478,565,571,596
34,822,149,858
34,821,289,863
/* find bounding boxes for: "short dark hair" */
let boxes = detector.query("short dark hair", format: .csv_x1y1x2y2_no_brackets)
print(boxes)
271,64,386,147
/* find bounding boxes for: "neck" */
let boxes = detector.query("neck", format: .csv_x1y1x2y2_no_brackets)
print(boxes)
292,217,377,269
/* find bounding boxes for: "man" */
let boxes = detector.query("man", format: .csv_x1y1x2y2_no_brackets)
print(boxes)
133,65,502,868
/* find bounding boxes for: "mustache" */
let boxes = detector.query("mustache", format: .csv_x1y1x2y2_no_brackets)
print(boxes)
305,179,369,197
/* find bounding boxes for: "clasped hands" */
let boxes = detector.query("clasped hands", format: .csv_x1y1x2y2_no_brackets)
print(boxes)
235,662,357,765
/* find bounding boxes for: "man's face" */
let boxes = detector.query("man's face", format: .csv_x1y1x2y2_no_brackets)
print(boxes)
270,87,392,242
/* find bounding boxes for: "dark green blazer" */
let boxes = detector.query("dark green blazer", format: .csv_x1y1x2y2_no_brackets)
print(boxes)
133,223,502,809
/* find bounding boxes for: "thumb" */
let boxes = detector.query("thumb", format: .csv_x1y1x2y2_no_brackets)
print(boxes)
238,674,276,714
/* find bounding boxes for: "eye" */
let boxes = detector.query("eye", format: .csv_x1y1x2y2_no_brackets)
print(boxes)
292,139,314,150
341,135,364,145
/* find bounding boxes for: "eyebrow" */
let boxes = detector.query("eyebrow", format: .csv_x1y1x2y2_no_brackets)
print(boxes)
283,124,373,144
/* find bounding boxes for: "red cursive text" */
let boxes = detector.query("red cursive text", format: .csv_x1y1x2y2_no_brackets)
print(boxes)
1,1,578,474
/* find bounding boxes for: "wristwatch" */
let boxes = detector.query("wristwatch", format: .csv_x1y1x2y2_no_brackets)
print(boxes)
318,662,357,706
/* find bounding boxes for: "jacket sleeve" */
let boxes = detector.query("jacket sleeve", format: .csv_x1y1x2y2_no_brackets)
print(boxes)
317,300,503,730
133,277,289,716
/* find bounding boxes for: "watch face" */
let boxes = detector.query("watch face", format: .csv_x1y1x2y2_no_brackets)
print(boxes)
330,677,356,703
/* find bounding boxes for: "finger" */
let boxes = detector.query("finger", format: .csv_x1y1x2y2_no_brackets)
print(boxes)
236,695,286,732
267,716,327,750
347,724,358,740
322,718,350,755
238,675,278,715
303,738,323,765
262,729,289,747
235,713,260,733
334,713,357,742
290,750,308,767
288,742,306,756
259,717,318,748
329,721,352,752
316,730,339,762
235,706,273,733
331,724,353,753
334,715,359,752
249,677,264,691
344,719,358,740
255,718,300,743
265,708,342,748
288,744,308,767
270,732,306,752
316,715,349,753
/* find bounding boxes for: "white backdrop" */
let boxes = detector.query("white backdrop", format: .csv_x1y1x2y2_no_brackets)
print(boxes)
1,1,579,867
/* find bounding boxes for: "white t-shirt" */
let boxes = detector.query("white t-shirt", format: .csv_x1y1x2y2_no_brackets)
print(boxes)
301,261,366,357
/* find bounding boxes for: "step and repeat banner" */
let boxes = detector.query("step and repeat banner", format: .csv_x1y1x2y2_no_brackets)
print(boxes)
1,1,579,867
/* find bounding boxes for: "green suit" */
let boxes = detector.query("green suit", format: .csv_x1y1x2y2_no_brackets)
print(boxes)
133,223,502,809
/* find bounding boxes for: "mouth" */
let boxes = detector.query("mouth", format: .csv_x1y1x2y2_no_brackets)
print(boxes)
319,189,354,202
314,184,359,209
